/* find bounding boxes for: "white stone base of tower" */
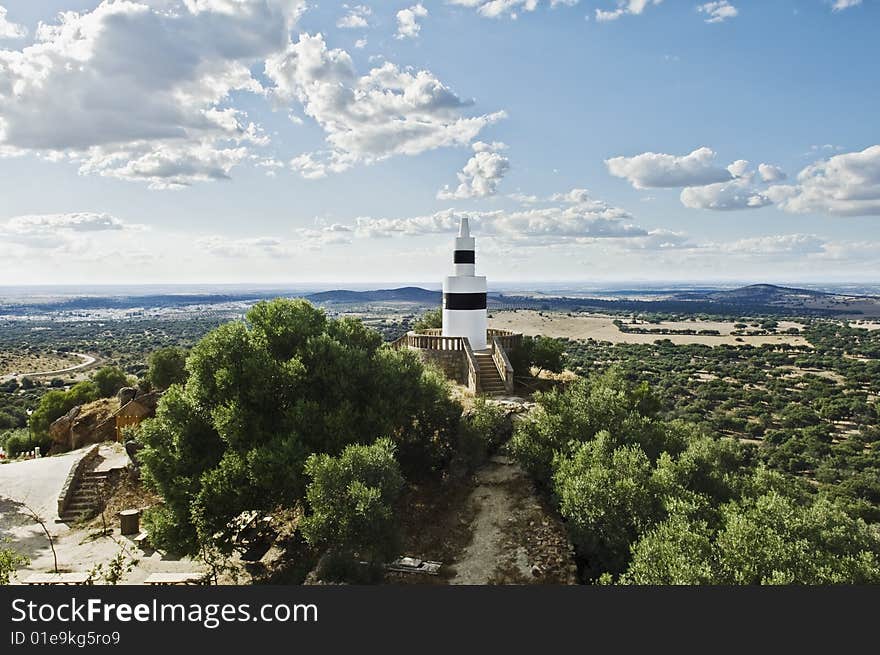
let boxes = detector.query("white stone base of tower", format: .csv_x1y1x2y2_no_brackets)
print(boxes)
443,308,487,350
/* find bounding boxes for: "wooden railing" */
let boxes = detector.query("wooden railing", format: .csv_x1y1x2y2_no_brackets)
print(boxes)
389,334,409,350
491,336,514,393
405,334,468,350
462,338,479,394
390,329,522,395
487,329,522,352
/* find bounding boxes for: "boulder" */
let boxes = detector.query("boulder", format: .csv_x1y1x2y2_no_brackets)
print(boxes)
49,405,81,449
117,386,138,405
49,398,118,452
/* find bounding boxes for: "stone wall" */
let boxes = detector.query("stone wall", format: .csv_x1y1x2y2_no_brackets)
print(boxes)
411,348,467,385
57,444,100,518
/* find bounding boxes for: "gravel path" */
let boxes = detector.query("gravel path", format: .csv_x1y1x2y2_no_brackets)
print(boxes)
449,456,578,585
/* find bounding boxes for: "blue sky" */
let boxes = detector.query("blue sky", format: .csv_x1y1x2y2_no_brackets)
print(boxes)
0,0,878,285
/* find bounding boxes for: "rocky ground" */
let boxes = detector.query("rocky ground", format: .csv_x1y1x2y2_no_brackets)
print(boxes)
391,453,577,585
449,456,577,585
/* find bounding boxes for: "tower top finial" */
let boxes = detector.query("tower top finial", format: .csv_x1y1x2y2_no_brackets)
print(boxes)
459,215,470,238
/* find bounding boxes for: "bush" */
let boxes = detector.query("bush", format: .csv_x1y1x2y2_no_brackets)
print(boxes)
509,335,565,377
91,366,132,398
301,438,404,578
0,540,29,584
413,308,442,332
137,299,460,555
28,380,99,443
147,347,188,390
3,429,50,458
456,399,510,470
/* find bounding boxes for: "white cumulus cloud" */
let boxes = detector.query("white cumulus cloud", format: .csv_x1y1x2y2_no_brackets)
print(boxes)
396,4,428,39
758,163,786,182
0,212,144,250
266,33,505,178
767,145,880,216
832,0,862,11
0,0,303,188
606,146,733,189
0,5,26,40
337,4,371,29
449,0,578,20
438,141,510,199
355,190,645,243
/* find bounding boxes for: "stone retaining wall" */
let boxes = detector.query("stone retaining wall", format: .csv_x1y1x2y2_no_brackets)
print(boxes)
57,444,100,518
413,348,468,385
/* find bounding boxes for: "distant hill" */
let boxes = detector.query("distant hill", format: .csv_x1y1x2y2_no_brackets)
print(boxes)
673,284,828,304
305,287,441,304
1,283,877,319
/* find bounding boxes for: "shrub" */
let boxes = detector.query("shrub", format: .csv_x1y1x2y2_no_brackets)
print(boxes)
455,399,509,469
4,429,50,458
137,299,460,555
91,366,132,398
413,308,442,332
28,381,99,443
147,347,188,390
301,438,404,578
0,540,29,584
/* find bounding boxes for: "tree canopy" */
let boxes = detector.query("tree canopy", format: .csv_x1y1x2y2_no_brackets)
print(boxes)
147,346,188,390
137,298,460,556
301,438,403,577
510,367,880,584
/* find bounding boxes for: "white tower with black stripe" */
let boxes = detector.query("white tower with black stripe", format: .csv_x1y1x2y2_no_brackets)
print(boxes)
442,216,487,350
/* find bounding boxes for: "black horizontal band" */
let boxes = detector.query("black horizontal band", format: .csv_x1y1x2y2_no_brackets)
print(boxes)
443,292,487,310
454,250,475,264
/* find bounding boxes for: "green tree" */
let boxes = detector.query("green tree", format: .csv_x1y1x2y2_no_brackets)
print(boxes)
138,299,460,555
147,347,188,390
510,335,565,377
553,433,669,575
413,308,442,332
91,366,132,398
716,492,880,584
28,380,99,444
621,512,717,585
301,438,404,578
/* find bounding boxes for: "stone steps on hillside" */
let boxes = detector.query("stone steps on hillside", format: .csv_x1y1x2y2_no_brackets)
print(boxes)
58,470,113,523
474,354,507,395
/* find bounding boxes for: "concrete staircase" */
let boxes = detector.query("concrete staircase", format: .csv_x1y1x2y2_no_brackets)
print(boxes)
474,352,506,395
59,469,110,523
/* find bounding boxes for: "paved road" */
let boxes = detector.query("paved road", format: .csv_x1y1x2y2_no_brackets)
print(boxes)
0,448,87,521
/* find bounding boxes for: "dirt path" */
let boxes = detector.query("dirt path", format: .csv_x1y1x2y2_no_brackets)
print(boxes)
449,456,577,585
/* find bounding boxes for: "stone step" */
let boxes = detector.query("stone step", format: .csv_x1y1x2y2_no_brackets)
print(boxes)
67,501,97,511
77,483,105,491
60,513,91,523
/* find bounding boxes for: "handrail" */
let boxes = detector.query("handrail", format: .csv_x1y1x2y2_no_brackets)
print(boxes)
491,336,514,393
461,338,480,394
394,331,468,351
389,334,409,350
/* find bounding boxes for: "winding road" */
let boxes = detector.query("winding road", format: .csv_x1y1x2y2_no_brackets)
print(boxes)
0,352,98,383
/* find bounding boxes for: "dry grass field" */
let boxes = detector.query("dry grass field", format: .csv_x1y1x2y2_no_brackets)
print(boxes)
0,351,84,379
489,310,811,347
